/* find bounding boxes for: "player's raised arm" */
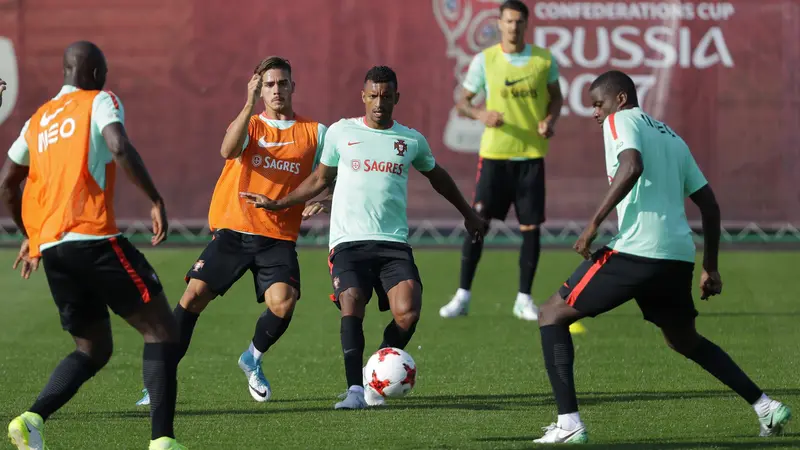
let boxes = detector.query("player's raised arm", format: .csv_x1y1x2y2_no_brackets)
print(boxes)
221,74,263,159
102,123,168,245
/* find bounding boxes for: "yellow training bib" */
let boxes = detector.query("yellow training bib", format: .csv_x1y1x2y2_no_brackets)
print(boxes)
480,44,552,160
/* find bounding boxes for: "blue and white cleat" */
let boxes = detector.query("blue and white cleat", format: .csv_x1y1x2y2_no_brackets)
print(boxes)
238,350,271,402
136,388,150,406
334,387,367,410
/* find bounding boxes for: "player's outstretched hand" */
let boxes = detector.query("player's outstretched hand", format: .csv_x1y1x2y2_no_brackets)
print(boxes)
150,199,168,246
240,192,280,210
13,238,39,280
478,110,504,128
574,224,598,260
700,270,722,300
302,199,331,220
538,119,555,139
464,212,489,243
0,78,6,108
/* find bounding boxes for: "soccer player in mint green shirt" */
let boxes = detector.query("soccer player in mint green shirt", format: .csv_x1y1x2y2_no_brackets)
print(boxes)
240,66,487,410
531,70,791,444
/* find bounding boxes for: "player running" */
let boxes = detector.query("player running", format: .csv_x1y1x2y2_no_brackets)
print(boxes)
439,0,565,323
533,70,792,444
134,56,327,406
241,66,487,409
1,41,186,450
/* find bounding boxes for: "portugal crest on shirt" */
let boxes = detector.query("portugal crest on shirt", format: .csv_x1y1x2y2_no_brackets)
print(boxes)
394,139,407,157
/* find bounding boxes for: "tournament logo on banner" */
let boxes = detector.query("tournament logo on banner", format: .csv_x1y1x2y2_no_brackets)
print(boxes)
434,0,736,153
0,37,19,127
433,0,503,154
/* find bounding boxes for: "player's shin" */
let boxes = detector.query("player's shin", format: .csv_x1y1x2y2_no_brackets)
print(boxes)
172,304,199,363
29,351,104,420
379,319,418,350
142,343,179,440
683,336,763,404
340,316,365,389
251,308,293,359
540,324,582,429
519,228,541,295
459,234,484,291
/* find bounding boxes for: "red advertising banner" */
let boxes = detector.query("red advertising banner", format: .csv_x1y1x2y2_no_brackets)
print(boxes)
0,0,797,225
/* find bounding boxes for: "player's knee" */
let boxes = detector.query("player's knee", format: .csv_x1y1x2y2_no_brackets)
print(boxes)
266,289,298,318
519,224,538,232
663,330,701,356
539,293,569,327
75,341,113,370
180,279,216,314
339,288,367,317
393,300,420,330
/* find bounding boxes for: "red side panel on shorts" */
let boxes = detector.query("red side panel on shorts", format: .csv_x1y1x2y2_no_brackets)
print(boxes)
471,157,484,202
566,249,616,306
109,237,152,303
608,113,618,140
328,250,336,302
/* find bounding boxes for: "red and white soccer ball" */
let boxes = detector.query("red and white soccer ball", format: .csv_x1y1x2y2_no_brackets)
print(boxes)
364,347,417,399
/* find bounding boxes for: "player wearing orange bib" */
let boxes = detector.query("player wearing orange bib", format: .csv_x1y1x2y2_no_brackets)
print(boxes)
1,42,185,450
135,57,327,406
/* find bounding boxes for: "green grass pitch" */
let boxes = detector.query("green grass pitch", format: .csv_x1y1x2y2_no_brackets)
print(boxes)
1,248,798,449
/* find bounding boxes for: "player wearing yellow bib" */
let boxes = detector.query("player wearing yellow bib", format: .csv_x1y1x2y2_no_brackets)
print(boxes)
440,0,564,321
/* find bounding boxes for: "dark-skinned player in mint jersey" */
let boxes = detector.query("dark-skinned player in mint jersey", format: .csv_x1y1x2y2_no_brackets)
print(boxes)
241,66,488,409
532,70,791,444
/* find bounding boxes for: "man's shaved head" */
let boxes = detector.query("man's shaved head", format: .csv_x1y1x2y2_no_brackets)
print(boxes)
63,41,107,90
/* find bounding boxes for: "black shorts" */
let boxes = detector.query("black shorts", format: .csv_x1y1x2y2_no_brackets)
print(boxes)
558,247,698,327
42,236,164,335
473,157,545,225
328,241,422,312
186,229,301,302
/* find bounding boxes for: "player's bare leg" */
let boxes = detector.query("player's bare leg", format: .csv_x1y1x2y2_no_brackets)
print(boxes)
9,320,113,450
660,320,792,436
238,283,298,402
123,292,185,449
382,280,422,350
335,288,369,410
533,293,589,444
137,278,215,406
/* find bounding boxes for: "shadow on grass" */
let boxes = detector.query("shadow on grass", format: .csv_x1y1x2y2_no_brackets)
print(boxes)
476,435,800,449
50,388,800,419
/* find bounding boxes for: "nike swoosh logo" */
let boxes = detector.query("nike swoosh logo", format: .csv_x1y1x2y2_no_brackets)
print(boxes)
504,75,534,87
347,141,362,146
249,383,268,398
258,138,294,148
39,100,72,127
